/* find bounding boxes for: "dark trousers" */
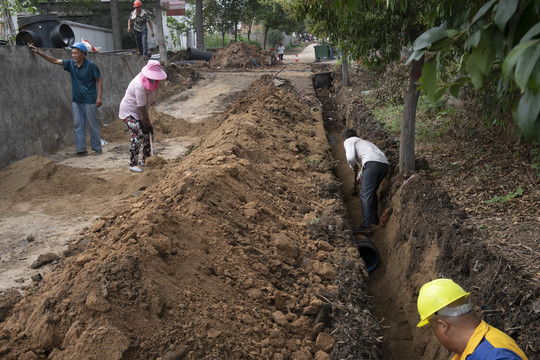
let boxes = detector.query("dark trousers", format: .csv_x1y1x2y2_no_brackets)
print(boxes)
359,161,389,227
134,28,149,57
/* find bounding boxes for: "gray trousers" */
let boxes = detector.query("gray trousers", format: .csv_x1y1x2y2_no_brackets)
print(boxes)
360,161,389,227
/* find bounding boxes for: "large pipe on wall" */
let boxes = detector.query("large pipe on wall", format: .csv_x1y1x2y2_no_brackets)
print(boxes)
16,13,74,48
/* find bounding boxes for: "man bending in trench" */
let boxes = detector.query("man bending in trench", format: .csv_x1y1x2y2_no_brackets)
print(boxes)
343,128,389,234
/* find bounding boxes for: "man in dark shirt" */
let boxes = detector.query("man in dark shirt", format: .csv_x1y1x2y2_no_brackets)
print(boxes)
30,42,103,156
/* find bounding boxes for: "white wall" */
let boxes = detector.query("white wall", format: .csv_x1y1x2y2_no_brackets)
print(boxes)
147,3,196,52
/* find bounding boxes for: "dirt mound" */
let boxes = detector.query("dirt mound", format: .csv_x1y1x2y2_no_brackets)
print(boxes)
0,76,382,359
209,42,275,69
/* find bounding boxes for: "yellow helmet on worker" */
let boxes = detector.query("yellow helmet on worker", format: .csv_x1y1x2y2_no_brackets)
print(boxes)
417,278,471,327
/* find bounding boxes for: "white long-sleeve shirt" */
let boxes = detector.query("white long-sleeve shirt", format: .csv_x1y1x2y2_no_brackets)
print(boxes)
344,137,388,171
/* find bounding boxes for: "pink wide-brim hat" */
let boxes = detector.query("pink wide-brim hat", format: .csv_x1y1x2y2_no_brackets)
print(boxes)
141,60,167,80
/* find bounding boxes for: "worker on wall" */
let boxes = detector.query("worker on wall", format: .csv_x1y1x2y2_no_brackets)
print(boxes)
417,278,528,360
127,0,154,57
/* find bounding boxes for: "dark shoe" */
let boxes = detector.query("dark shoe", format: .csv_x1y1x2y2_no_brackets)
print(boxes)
91,150,102,156
353,226,371,234
74,151,88,156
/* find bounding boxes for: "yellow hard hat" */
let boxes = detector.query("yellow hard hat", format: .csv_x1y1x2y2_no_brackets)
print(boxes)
417,278,470,327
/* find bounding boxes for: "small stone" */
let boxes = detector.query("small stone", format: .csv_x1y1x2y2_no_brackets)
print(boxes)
312,261,337,280
316,241,333,252
314,350,331,360
85,293,111,312
26,235,35,242
31,274,43,282
30,252,60,269
315,332,335,352
207,329,221,339
246,288,263,299
271,310,289,328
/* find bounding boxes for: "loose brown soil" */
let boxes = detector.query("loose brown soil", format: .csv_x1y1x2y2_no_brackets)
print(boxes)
0,46,538,360
209,42,276,69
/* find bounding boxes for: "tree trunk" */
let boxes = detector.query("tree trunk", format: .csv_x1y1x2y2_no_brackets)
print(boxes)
196,0,204,49
399,55,424,172
154,0,168,65
263,25,269,50
247,21,252,41
221,30,225,47
342,56,350,87
110,0,122,50
234,21,238,42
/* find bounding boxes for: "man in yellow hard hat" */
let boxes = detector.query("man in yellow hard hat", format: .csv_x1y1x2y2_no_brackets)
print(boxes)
417,278,528,360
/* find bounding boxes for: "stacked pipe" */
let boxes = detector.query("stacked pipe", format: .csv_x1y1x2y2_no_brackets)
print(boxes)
16,14,74,48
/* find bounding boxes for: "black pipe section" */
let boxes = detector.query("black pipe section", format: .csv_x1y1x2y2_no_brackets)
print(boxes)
16,14,74,48
186,47,213,61
313,72,332,88
355,237,380,272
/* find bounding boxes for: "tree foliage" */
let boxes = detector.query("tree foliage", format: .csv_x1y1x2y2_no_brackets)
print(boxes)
407,0,540,142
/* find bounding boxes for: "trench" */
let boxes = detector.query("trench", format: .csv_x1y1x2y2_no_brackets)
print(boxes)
314,74,431,359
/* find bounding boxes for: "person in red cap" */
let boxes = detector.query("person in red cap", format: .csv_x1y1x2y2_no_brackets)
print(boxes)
119,60,167,172
128,0,154,57
29,42,103,156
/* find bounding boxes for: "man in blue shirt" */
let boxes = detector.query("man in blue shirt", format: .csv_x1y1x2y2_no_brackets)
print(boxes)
30,42,103,156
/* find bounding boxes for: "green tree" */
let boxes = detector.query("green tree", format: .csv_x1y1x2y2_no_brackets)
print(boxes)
408,0,540,142
1,0,37,43
167,7,195,49
258,0,297,49
204,0,234,46
242,0,261,41
293,0,425,171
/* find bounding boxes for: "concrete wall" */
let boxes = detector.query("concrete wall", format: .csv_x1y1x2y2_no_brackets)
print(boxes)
0,45,147,169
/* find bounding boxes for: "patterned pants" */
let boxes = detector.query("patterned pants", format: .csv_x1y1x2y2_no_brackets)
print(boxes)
124,115,150,167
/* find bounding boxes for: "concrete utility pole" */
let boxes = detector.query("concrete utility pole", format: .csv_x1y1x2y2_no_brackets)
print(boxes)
154,0,168,64
110,0,122,50
196,0,203,49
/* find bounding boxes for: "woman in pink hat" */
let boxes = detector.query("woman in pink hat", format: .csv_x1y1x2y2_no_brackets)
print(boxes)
118,60,167,172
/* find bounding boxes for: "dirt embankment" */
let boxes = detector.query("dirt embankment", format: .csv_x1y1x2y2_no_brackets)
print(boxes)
0,75,382,359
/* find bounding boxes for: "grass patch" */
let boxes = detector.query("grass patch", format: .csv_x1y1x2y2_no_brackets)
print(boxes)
370,94,457,141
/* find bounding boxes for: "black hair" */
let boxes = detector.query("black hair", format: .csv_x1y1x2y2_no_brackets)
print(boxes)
343,129,358,139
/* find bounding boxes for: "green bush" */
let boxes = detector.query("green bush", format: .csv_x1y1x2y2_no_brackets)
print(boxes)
237,34,262,50
267,29,283,49
204,33,232,49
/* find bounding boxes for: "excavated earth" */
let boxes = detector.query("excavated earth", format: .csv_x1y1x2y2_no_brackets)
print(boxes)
0,48,538,360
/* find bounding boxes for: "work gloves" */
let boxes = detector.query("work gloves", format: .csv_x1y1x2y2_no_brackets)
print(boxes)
143,125,154,135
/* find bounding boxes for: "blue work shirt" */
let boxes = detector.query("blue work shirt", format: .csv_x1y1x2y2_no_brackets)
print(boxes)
62,58,101,104
452,321,527,360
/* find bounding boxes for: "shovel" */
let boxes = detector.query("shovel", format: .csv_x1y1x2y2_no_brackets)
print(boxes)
149,133,154,156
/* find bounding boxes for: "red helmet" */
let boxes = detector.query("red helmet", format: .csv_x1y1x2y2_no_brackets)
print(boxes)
134,0,142,7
